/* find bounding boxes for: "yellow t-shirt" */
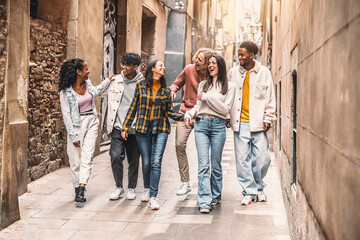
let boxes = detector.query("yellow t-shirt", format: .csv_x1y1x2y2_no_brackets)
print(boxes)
150,79,161,119
240,71,250,122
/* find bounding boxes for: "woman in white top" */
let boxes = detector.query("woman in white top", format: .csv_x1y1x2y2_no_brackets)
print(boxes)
59,58,114,203
184,53,235,213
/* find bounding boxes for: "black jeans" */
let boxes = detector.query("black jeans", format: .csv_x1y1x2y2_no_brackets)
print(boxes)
110,128,140,188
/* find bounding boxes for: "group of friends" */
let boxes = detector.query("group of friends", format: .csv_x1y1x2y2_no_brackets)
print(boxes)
59,40,276,214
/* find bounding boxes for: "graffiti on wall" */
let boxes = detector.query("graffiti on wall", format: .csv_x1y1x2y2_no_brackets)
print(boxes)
101,0,117,142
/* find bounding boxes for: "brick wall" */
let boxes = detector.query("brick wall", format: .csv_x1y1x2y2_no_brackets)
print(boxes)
28,18,67,181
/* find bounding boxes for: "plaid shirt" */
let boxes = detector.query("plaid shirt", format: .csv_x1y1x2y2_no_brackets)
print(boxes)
122,80,184,134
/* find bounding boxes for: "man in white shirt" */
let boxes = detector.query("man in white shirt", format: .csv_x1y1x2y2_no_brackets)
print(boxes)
228,41,276,206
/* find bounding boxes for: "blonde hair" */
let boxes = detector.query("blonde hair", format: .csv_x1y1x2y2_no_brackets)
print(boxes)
192,48,213,65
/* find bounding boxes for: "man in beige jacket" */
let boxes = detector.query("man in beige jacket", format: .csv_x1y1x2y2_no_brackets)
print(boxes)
228,41,276,206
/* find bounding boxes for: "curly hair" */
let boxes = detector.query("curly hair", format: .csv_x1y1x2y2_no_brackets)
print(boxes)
144,60,167,88
59,58,84,91
192,48,213,66
239,41,259,55
202,53,228,95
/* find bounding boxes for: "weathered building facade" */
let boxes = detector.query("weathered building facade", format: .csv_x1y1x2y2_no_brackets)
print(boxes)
0,0,105,229
261,0,360,239
0,0,235,229
100,0,168,139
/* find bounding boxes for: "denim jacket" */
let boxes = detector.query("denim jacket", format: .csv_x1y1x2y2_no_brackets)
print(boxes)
60,78,111,143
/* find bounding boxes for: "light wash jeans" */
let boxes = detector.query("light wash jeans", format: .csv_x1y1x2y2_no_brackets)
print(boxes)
135,121,168,198
233,122,271,197
67,114,99,187
194,115,226,208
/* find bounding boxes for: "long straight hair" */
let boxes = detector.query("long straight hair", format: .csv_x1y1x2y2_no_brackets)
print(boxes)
144,60,167,88
202,54,228,95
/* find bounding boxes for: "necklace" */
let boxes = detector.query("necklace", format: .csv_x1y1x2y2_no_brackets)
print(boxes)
74,84,85,90
73,83,86,94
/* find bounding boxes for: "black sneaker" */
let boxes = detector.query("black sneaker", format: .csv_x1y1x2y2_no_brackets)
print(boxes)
75,186,86,203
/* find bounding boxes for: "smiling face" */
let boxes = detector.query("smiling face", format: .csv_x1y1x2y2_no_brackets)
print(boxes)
78,62,90,80
152,61,166,78
238,48,254,68
208,57,218,77
194,52,207,72
121,62,138,79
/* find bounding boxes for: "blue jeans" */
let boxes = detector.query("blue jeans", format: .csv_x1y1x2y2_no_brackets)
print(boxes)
194,115,226,208
135,121,168,198
233,122,271,197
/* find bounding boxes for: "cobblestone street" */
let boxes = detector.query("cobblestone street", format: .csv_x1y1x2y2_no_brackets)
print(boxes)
0,127,290,240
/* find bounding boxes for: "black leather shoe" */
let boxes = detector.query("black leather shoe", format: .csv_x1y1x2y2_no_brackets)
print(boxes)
75,186,86,203
74,187,79,201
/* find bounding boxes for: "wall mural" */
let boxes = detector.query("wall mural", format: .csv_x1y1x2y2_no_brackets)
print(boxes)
101,0,117,142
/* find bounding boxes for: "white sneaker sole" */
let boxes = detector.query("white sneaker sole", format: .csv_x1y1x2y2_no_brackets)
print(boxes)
200,209,210,214
127,195,136,200
176,188,191,196
109,194,123,201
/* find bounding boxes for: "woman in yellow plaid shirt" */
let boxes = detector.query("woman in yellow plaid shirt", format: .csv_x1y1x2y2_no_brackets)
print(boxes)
121,60,183,210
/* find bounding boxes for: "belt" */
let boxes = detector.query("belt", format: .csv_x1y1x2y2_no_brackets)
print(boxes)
80,111,94,116
201,114,216,118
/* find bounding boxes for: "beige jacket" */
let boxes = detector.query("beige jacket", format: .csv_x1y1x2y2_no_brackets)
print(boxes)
227,60,276,132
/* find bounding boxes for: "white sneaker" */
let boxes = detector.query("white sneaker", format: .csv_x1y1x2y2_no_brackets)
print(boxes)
199,206,211,214
176,182,191,195
141,189,150,202
109,187,124,200
148,197,160,210
257,191,267,202
241,195,257,206
126,188,136,200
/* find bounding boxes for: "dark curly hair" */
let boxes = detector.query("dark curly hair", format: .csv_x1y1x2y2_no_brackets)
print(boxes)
144,60,166,88
59,58,84,91
239,41,259,55
202,53,228,95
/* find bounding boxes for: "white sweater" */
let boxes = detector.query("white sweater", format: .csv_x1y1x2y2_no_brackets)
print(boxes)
185,78,236,120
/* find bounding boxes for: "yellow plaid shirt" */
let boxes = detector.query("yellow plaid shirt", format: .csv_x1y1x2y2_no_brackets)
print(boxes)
122,80,184,134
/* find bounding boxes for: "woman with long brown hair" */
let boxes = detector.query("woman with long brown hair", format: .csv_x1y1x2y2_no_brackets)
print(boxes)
121,60,183,210
185,53,235,213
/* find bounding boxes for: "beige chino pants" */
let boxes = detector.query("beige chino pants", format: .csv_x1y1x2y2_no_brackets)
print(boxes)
175,119,195,182
67,114,99,187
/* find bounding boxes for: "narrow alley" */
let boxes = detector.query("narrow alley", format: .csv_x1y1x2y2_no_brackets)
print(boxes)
0,128,289,240
0,0,359,239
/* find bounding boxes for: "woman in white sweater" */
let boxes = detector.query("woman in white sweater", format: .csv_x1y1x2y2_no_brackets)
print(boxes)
184,54,235,213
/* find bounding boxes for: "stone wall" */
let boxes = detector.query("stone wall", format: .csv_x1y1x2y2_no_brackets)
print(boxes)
0,0,7,184
264,0,360,239
28,18,67,181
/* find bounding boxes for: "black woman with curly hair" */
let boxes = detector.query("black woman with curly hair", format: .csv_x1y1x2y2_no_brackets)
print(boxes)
59,58,114,203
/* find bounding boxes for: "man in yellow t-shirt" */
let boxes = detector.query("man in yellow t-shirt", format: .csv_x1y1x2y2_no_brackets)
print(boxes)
228,41,276,206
